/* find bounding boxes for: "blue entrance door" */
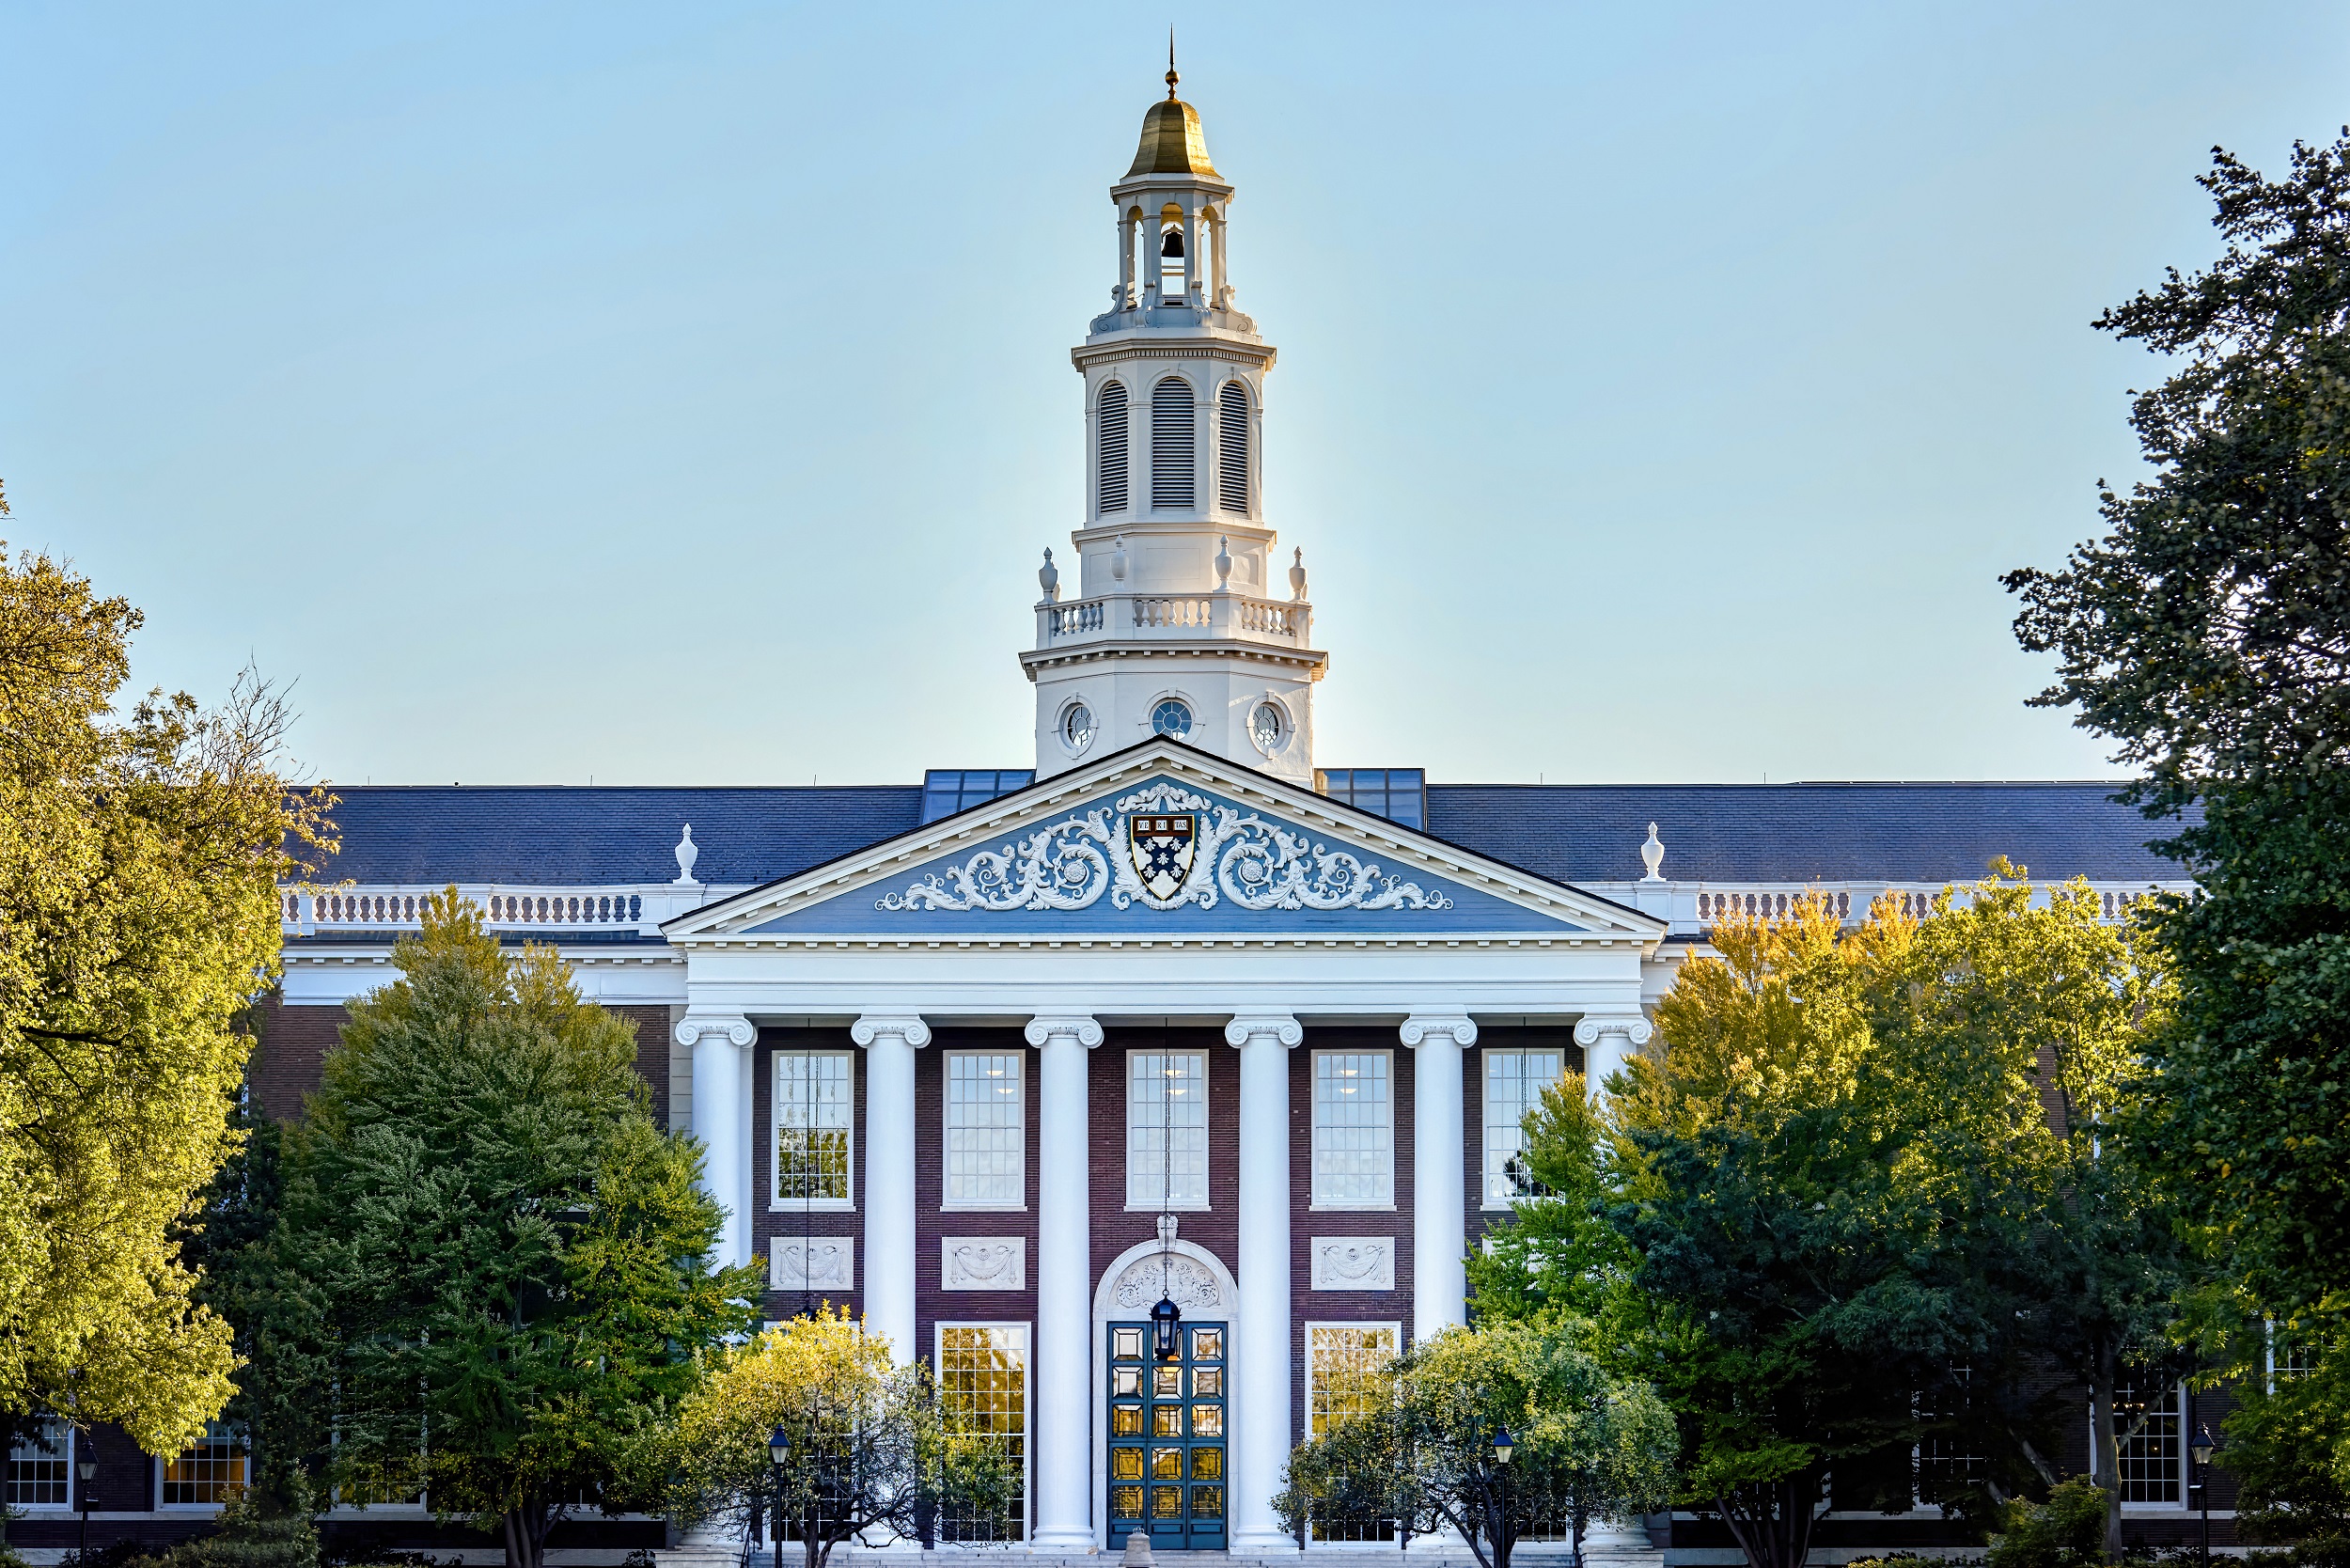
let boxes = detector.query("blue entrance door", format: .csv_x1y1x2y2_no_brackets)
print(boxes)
1105,1320,1228,1550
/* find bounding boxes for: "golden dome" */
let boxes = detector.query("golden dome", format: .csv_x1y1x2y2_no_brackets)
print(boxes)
1126,95,1219,180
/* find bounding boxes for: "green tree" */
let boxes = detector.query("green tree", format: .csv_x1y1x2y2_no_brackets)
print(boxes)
664,1308,1017,1568
2003,132,2350,1323
1275,1321,1674,1568
2206,1315,2350,1546
0,512,330,1452
284,891,761,1568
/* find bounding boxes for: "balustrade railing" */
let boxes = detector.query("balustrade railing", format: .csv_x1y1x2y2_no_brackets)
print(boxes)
1678,882,2175,930
1133,595,1213,628
286,885,665,932
1033,592,1312,648
1048,598,1105,636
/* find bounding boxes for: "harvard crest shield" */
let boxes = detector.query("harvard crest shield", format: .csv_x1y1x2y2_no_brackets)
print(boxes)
1127,813,1198,901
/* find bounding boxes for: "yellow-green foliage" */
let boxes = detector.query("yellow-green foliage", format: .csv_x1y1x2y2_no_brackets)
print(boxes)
0,540,328,1452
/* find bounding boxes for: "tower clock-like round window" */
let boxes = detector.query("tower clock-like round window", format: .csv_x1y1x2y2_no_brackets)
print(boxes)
1151,698,1193,739
1249,701,1286,753
1061,701,1096,752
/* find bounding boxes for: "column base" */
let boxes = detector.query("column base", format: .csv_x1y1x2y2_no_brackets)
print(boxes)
1230,1527,1297,1553
1027,1526,1097,1553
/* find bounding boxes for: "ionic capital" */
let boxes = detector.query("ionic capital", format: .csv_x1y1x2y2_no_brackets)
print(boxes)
850,1013,933,1049
1023,1014,1104,1049
1223,1014,1303,1048
1400,1014,1478,1049
674,1012,755,1049
1574,1012,1655,1047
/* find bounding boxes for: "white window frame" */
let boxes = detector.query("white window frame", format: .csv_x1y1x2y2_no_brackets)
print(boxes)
1481,1047,1568,1211
6,1418,72,1511
942,1049,1026,1212
1304,1322,1402,1438
2107,1380,2187,1512
1310,1049,1395,1211
934,1321,1033,1542
1125,1048,1211,1212
158,1419,249,1512
771,1049,855,1213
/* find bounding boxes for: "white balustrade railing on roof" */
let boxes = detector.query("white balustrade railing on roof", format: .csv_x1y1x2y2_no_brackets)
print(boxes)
1035,591,1313,649
1579,879,2189,937
281,882,739,938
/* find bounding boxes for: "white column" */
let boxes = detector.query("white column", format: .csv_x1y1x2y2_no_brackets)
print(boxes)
1117,207,1135,307
1026,1014,1104,1550
1183,201,1204,303
677,1013,756,1269
1402,1015,1475,1345
851,1014,929,1365
1576,1011,1654,1102
1226,1013,1303,1553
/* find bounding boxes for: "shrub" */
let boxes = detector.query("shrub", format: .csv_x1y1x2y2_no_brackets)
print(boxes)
1987,1477,2111,1568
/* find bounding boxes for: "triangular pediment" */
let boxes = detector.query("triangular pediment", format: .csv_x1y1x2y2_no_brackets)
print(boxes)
662,744,1664,945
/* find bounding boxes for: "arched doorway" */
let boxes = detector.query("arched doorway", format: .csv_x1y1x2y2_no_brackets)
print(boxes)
1090,1238,1239,1549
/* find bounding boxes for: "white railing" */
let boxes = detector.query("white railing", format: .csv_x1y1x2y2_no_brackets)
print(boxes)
1578,879,2190,936
282,882,741,937
1033,592,1313,650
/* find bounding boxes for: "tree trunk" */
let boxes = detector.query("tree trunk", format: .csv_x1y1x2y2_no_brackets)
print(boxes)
1716,1470,1823,1568
2089,1343,2124,1562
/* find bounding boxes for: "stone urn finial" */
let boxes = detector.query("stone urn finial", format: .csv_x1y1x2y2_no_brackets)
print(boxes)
1110,535,1128,583
1289,545,1308,600
1639,822,1666,882
1038,547,1059,601
674,823,701,886
1214,536,1232,588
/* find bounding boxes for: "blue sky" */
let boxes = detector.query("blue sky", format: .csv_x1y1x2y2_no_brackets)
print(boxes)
4,2,2344,787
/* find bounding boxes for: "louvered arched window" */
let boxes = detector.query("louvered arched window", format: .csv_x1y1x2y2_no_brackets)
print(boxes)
1097,381,1129,515
1152,377,1195,510
1217,382,1250,513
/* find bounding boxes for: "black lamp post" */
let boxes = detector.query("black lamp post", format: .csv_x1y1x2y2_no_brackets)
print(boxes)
76,1451,97,1559
2190,1422,2219,1568
768,1425,791,1568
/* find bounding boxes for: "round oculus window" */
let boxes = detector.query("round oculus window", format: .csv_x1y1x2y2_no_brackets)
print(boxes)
1150,698,1194,739
1249,701,1286,752
1060,701,1095,752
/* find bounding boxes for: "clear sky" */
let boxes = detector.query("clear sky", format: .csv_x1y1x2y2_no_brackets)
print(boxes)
5,2,2344,788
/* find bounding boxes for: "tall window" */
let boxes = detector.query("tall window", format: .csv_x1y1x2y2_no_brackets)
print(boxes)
1126,1050,1209,1209
937,1325,1029,1542
1306,1325,1399,1437
1915,1368,1985,1505
774,1051,854,1206
7,1419,70,1509
1312,1051,1392,1208
1152,378,1195,510
163,1420,247,1507
1483,1049,1565,1207
945,1052,1025,1209
2115,1384,2183,1504
2273,1323,2314,1388
1216,382,1249,513
1098,381,1129,515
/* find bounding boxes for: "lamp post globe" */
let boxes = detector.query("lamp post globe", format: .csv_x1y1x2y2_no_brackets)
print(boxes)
770,1425,791,1468
1492,1428,1515,1465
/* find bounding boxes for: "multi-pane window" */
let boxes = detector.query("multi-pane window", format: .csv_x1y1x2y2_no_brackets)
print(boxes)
1916,1368,1985,1504
1312,1052,1392,1208
937,1325,1028,1543
1307,1325,1399,1437
1483,1049,1565,1207
7,1419,70,1508
2273,1324,2314,1388
1127,1051,1209,1210
774,1052,854,1206
946,1052,1025,1209
2115,1384,2183,1504
163,1420,247,1506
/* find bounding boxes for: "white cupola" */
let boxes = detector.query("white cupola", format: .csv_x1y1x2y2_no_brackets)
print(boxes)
1023,63,1326,783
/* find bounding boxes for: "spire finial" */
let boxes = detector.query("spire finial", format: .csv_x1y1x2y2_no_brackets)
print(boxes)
1166,30,1179,99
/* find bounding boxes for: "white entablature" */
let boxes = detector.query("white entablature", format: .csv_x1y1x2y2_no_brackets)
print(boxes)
1028,71,1324,786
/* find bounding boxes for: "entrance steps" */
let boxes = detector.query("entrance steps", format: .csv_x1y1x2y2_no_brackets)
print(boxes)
661,1545,1662,1568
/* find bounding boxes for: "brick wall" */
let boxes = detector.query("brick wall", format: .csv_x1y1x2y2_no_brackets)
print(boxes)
916,1029,1041,1365
754,1027,864,1325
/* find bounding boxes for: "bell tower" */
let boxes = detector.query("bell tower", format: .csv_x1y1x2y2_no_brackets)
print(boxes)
1024,64,1325,783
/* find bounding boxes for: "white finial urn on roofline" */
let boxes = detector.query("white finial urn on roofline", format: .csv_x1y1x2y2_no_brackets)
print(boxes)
674,823,700,885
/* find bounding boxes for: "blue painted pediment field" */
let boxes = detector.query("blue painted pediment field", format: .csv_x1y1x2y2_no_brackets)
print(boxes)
741,776,1596,935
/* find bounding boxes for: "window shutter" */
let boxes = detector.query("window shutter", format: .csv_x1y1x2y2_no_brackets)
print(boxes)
1098,382,1129,515
1217,382,1249,513
1152,377,1195,509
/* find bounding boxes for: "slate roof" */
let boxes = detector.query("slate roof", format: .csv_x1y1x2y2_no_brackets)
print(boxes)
296,779,2186,890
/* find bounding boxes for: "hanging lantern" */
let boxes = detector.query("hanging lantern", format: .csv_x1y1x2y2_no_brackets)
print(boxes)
1151,1292,1183,1362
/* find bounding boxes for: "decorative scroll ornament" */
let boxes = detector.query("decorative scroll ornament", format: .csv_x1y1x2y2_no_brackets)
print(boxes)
874,782,1452,915
770,1238,854,1291
942,1237,1026,1291
1111,1253,1222,1312
1311,1237,1394,1292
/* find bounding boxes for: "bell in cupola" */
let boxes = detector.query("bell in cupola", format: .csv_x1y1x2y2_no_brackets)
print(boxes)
1160,226,1185,259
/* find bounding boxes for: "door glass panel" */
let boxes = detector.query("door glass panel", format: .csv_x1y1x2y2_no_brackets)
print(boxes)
1191,1404,1222,1436
1112,1320,1227,1549
1152,1448,1183,1480
1112,1449,1143,1481
1153,1365,1181,1397
1192,1367,1222,1396
1192,1486,1224,1518
1152,1405,1183,1435
1113,1405,1143,1435
1111,1486,1143,1518
1191,1448,1222,1480
1152,1486,1182,1518
1115,1328,1143,1358
1191,1328,1222,1360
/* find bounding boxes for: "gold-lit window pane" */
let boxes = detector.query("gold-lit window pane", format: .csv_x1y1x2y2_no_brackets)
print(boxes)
1309,1325,1401,1437
775,1053,853,1202
1191,1448,1222,1481
1192,1368,1222,1397
1113,1405,1143,1435
1114,1328,1143,1359
1191,1404,1223,1436
1191,1485,1224,1518
1112,1449,1144,1481
1152,1405,1183,1436
1153,1365,1181,1397
163,1421,247,1506
1152,1485,1182,1518
1111,1486,1144,1519
1152,1448,1183,1481
1192,1328,1221,1360
937,1325,1027,1543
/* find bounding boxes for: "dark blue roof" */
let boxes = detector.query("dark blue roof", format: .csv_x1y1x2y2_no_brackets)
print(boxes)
1424,782,2184,886
298,779,2185,890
